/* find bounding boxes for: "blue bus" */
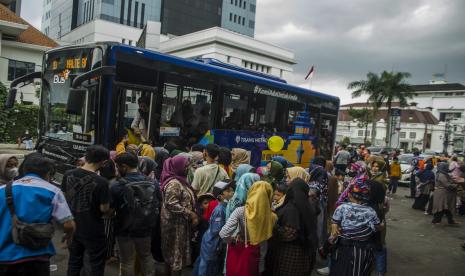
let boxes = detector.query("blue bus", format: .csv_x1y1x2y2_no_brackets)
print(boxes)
6,42,339,174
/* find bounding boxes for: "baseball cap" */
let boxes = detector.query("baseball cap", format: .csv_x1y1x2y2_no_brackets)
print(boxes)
212,180,235,198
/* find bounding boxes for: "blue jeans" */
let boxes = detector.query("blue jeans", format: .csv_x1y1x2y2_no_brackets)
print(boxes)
375,246,387,274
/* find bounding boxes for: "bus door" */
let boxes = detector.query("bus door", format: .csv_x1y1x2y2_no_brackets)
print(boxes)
114,83,158,145
319,113,338,159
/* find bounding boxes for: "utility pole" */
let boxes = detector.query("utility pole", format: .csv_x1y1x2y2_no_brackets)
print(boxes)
443,119,450,155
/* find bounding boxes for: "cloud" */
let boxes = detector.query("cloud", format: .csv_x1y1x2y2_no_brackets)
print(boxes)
256,0,465,103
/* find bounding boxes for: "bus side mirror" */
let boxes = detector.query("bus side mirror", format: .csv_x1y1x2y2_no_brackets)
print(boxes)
66,88,87,115
5,88,17,108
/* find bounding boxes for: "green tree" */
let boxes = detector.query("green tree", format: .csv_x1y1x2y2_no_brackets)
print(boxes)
0,82,39,143
348,72,384,144
381,71,414,145
348,108,372,144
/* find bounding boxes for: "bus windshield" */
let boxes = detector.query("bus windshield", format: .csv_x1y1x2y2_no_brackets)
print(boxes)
41,47,100,144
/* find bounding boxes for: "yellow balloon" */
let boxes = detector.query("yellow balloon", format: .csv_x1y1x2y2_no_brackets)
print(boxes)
268,136,285,152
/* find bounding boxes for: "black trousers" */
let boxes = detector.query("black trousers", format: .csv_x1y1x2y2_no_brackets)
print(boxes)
0,260,50,276
388,177,399,194
432,210,454,224
67,236,106,276
409,174,416,197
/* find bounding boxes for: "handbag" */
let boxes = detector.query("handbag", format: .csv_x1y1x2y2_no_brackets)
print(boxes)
5,181,55,250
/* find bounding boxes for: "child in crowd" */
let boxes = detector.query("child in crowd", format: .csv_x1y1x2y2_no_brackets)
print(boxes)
335,169,346,195
194,181,235,276
272,184,287,211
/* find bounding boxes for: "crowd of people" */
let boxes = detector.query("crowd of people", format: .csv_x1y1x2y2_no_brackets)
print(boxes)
1,140,465,276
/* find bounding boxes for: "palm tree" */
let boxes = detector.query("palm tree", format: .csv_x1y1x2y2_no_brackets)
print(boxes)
348,72,385,145
381,71,414,145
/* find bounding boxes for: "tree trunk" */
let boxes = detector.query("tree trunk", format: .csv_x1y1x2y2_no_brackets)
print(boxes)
371,109,378,145
385,101,392,146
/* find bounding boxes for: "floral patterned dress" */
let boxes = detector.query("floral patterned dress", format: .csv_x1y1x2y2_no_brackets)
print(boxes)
161,179,196,271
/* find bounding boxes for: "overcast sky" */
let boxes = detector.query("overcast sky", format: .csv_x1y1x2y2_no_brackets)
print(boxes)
22,0,465,104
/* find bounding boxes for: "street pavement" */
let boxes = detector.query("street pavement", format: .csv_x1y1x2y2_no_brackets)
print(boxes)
1,144,465,275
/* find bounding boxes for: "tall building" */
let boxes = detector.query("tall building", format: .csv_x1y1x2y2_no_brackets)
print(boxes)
0,0,21,15
41,0,256,41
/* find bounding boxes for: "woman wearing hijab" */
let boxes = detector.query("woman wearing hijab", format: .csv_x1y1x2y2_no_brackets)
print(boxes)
225,173,260,220
234,164,255,182
432,162,459,224
0,154,19,184
154,148,169,181
218,147,233,178
285,167,310,184
266,178,317,276
261,160,284,189
231,148,250,172
160,155,198,276
220,181,276,276
336,161,369,207
329,179,381,276
412,163,435,211
272,156,294,169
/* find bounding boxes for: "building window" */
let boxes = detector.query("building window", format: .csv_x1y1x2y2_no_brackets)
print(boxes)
120,0,125,24
456,92,464,96
238,16,241,24
231,0,233,4
400,132,406,138
409,132,416,139
234,14,237,23
127,0,132,26
129,40,133,45
242,17,245,25
250,3,256,12
445,92,453,96
134,1,138,27
122,38,126,44
358,130,364,137
235,0,237,6
229,13,232,21
249,20,255,29
243,1,246,8
439,112,461,121
140,3,145,28
8,59,35,81
239,0,242,7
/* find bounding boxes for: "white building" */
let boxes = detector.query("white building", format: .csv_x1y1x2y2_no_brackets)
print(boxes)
0,3,57,104
411,82,465,121
336,102,446,153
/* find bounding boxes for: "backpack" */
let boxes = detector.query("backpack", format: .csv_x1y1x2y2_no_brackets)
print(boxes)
120,179,160,233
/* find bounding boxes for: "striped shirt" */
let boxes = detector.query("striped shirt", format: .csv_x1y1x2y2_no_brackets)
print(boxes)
332,202,380,241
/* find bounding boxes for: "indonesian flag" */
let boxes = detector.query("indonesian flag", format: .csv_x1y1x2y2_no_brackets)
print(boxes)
305,65,315,80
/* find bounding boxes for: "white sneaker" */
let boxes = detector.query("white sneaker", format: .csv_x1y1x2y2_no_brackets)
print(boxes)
317,267,330,275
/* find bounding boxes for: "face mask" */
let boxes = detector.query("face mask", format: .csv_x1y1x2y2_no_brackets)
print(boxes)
347,171,357,177
5,167,19,180
261,168,269,176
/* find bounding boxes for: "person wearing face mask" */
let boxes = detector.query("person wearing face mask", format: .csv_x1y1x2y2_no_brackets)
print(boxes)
61,145,111,276
261,160,284,189
0,154,76,275
193,180,236,276
0,154,19,185
131,96,150,139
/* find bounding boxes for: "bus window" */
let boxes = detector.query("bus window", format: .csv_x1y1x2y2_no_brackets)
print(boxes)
116,87,154,141
248,94,277,132
220,92,249,130
159,83,213,148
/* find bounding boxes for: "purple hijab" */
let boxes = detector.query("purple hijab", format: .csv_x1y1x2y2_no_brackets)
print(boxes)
160,155,190,191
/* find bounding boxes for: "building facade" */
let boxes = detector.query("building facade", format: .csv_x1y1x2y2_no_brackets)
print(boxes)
0,3,57,104
336,102,446,153
42,0,256,43
0,0,21,15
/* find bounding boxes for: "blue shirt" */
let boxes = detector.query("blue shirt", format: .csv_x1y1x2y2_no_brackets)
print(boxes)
0,174,73,263
200,202,226,262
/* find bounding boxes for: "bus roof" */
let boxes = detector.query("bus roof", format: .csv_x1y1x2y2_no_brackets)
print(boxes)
47,42,340,103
